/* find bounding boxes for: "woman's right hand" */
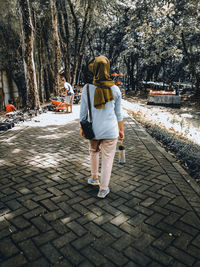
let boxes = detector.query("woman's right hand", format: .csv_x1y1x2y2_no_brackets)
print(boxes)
80,127,85,138
118,121,124,140
119,129,124,140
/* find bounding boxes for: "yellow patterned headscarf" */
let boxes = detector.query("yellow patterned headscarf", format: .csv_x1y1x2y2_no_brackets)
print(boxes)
92,56,115,109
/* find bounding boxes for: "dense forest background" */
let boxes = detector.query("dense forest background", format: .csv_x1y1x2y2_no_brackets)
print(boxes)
0,0,199,109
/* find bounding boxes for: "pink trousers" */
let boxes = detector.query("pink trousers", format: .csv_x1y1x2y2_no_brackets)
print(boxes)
89,138,118,190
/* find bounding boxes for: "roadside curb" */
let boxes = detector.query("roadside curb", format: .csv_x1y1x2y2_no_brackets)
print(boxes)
127,111,200,198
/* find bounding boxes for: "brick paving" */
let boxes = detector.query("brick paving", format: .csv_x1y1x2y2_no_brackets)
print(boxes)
0,107,200,266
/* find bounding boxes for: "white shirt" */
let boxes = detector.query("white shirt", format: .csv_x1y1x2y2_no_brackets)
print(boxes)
64,82,74,95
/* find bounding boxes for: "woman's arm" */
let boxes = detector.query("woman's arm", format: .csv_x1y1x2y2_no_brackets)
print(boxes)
114,87,124,140
79,85,88,138
118,121,124,140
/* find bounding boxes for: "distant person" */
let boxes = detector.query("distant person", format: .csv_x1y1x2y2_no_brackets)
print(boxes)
80,56,124,198
6,99,16,113
61,77,74,113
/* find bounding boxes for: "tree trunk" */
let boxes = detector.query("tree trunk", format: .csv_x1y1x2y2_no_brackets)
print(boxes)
44,68,51,100
58,1,71,82
69,0,94,86
19,0,40,109
181,31,200,95
50,0,61,95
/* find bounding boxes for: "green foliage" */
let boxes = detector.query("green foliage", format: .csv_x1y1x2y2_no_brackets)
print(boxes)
0,0,200,105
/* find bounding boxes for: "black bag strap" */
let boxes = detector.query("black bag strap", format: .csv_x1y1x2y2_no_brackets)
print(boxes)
87,84,92,122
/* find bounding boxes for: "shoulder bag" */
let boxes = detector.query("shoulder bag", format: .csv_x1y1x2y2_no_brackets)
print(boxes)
80,84,95,140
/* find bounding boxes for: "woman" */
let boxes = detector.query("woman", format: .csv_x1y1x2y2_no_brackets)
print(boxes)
80,56,124,198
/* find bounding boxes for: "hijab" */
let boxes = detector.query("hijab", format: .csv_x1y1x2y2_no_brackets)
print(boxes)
92,56,115,109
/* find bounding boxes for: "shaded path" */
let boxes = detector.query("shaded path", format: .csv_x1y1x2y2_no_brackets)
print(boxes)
0,107,200,266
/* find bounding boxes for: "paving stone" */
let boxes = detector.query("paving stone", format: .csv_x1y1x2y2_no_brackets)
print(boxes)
120,222,143,238
84,222,106,238
33,230,58,246
92,233,116,251
174,221,199,236
0,238,19,258
180,211,200,229
18,239,41,261
133,233,155,250
153,233,175,250
60,244,85,265
31,216,52,232
124,246,151,266
93,213,114,225
133,205,154,216
66,221,87,236
53,231,77,248
6,199,22,210
24,257,49,267
76,211,98,225
192,234,200,248
102,246,129,266
112,234,136,251
0,253,27,267
111,213,130,226
12,225,40,242
141,197,156,207
43,209,65,222
23,199,39,210
11,216,31,230
145,246,173,265
102,222,125,238
72,233,95,250
145,213,165,225
128,213,147,227
40,199,58,211
81,247,108,266
1,112,200,266
50,220,69,234
141,223,162,238
23,206,47,219
166,246,195,266
165,203,186,215
40,242,62,264
186,245,200,260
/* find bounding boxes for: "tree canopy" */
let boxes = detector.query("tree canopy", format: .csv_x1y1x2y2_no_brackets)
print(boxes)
0,0,199,108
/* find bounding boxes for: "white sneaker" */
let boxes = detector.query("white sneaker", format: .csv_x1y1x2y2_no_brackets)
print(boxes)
88,177,100,186
97,188,110,198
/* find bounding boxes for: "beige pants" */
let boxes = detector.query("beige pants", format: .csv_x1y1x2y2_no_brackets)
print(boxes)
89,138,118,190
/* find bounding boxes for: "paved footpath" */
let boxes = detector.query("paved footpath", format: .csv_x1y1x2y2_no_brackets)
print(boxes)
0,105,200,266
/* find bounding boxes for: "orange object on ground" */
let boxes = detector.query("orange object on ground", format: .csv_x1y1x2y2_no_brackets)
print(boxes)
51,99,62,106
50,99,68,111
149,90,175,96
55,103,68,111
6,104,16,113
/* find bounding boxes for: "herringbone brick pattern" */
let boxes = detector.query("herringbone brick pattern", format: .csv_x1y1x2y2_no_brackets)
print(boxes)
0,112,200,266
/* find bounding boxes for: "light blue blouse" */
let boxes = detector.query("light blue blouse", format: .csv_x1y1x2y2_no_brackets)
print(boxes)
80,84,123,139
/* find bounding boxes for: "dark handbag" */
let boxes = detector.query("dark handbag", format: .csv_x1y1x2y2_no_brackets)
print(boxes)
80,84,95,140
67,91,71,96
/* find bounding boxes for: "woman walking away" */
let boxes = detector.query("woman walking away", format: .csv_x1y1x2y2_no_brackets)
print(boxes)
80,56,124,198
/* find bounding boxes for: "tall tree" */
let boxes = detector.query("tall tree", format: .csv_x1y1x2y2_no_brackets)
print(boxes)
18,0,40,109
50,0,61,95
